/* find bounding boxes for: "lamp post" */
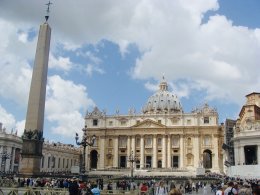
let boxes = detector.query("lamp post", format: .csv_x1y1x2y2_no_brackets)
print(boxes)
75,125,96,179
128,151,137,182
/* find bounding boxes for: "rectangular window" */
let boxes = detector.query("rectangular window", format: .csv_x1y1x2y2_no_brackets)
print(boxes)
93,119,98,126
157,138,162,147
145,137,152,147
121,121,127,126
187,119,191,125
204,136,211,146
41,157,44,168
119,137,127,147
204,117,209,124
172,136,179,147
108,139,113,147
109,121,113,126
136,138,140,147
158,120,161,124
48,157,50,168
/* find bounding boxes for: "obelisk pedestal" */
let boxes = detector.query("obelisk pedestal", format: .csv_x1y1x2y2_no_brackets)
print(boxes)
20,23,51,177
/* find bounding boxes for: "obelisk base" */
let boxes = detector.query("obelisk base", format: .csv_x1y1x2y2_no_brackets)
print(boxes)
19,139,43,177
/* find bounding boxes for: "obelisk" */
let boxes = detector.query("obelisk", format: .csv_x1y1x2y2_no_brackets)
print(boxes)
20,12,51,176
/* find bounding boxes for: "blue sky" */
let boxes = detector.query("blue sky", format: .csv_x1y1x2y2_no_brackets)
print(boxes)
0,0,259,145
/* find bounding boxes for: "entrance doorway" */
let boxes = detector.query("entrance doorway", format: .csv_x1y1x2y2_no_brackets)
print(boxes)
203,150,212,169
146,156,152,168
120,156,127,168
244,145,257,165
172,156,179,168
90,150,98,169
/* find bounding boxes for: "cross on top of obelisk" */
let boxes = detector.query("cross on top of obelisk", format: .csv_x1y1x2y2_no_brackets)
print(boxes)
45,1,52,22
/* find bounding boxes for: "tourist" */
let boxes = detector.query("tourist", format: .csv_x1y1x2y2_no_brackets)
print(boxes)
155,181,168,195
91,184,101,195
140,183,149,195
69,178,79,195
107,181,113,194
168,183,182,195
215,186,224,195
224,181,238,195
238,182,252,195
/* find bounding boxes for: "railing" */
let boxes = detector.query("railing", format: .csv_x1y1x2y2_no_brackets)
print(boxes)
0,188,140,195
0,187,68,195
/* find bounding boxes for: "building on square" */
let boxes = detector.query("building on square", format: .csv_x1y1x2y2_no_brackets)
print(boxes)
227,92,260,178
0,122,80,174
85,78,224,175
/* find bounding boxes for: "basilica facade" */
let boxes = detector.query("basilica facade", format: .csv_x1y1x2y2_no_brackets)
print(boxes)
85,79,224,174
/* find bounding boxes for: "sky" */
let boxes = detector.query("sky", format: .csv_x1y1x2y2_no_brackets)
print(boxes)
0,0,259,145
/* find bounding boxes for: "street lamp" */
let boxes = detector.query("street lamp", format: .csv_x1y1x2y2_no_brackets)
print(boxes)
128,151,137,182
75,125,96,177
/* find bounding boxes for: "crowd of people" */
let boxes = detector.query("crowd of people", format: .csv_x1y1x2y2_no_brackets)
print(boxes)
0,173,259,195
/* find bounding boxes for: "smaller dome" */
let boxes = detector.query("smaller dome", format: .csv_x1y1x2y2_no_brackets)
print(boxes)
142,78,182,114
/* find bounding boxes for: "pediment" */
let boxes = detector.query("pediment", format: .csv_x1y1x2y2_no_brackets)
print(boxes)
131,119,166,128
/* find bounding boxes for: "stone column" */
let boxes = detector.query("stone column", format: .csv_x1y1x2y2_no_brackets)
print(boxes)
131,136,136,156
99,136,105,169
257,145,260,165
180,135,184,168
234,143,239,165
167,135,171,168
140,135,144,168
127,136,131,167
162,135,166,168
152,135,157,168
11,147,15,172
113,136,119,168
213,135,219,170
240,146,245,165
85,145,89,170
194,135,199,168
0,146,2,169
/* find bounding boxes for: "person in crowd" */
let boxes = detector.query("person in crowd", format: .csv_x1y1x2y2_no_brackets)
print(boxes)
168,183,182,195
69,178,79,195
238,182,252,195
140,183,149,195
224,181,238,195
91,183,101,195
215,186,224,195
155,181,168,195
107,181,113,194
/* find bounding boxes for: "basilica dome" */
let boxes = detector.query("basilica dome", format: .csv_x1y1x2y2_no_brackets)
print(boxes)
142,78,183,114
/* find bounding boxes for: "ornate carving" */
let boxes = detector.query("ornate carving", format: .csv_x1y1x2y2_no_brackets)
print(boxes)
85,107,105,118
22,129,44,141
192,103,217,114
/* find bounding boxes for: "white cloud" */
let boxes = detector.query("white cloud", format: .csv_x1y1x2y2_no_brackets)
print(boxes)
49,54,73,72
85,63,105,76
0,105,16,132
46,75,95,137
0,0,260,141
